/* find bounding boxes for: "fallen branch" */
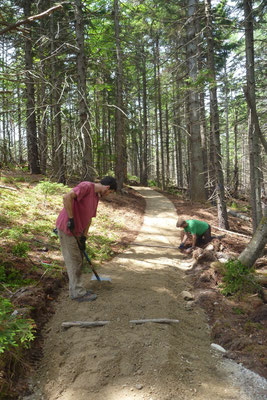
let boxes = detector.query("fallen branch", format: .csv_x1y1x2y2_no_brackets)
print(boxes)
211,225,251,239
0,185,17,191
0,4,63,35
227,209,251,221
61,321,109,329
130,318,179,325
61,319,180,329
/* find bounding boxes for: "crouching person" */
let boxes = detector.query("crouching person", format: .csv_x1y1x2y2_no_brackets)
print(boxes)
176,217,212,254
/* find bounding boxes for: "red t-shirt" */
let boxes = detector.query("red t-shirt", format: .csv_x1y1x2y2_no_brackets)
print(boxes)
56,182,99,236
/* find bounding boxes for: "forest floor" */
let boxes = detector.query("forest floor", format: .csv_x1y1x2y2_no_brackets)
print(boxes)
0,172,266,399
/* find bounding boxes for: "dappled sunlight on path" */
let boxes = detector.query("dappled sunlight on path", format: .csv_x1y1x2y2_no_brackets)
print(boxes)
23,187,266,400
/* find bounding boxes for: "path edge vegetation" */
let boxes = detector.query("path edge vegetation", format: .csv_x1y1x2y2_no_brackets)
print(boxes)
0,171,266,397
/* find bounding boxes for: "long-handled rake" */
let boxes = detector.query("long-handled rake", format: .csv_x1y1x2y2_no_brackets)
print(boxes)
73,235,111,282
81,245,111,282
54,228,111,282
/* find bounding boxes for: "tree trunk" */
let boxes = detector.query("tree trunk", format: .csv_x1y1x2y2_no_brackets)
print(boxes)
136,61,143,183
173,76,183,188
186,0,206,202
233,110,239,197
224,61,230,186
38,12,47,175
204,0,229,228
165,97,170,186
94,88,101,175
102,88,108,174
23,0,40,174
155,36,165,190
141,43,148,186
153,43,160,187
74,0,94,181
114,0,126,192
17,83,23,164
238,204,267,267
243,0,262,231
50,13,65,184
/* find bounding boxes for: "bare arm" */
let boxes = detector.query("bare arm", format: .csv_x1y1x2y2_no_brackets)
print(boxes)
63,190,77,218
181,231,189,244
192,234,197,247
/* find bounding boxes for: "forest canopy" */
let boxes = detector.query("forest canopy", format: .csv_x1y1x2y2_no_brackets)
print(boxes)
0,1,266,223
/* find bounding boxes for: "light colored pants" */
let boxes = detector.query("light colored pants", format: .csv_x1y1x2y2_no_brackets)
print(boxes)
58,229,87,299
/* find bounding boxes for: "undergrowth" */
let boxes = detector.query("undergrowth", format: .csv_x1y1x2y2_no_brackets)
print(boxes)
220,259,261,297
0,172,130,397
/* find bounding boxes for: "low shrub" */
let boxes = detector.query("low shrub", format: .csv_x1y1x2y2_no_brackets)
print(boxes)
11,242,30,257
221,259,261,296
0,297,35,354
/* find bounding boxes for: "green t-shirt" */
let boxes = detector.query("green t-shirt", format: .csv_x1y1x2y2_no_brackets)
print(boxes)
184,219,209,236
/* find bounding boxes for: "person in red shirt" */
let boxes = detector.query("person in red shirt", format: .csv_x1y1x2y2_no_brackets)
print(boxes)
56,176,117,302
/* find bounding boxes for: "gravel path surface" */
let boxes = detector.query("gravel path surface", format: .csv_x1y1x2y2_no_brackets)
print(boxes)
23,187,267,400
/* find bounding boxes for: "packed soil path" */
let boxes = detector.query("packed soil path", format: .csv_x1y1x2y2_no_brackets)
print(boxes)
23,188,265,400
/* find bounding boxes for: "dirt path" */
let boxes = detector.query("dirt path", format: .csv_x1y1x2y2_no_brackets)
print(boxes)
23,188,266,400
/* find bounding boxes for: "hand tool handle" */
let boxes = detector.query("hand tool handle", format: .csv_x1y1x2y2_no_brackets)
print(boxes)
73,234,101,282
82,250,101,281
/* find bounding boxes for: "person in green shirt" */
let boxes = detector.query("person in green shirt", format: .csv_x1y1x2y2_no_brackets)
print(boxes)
176,218,212,253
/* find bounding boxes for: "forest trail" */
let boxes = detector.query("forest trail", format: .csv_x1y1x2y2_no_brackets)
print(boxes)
23,188,266,400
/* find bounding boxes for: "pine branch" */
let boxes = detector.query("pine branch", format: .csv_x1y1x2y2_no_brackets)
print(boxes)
0,4,63,35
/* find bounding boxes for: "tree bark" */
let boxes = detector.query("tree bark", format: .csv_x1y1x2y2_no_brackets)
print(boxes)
238,205,267,267
114,0,126,191
50,13,65,184
204,0,228,228
186,0,206,202
153,43,160,187
23,0,40,174
243,0,263,232
74,0,94,181
156,36,165,190
233,110,239,197
141,43,148,186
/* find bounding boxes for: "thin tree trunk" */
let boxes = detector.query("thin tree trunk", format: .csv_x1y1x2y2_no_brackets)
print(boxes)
95,88,101,175
102,88,108,174
136,62,143,183
238,203,267,267
23,0,40,174
38,12,47,175
74,0,94,181
114,0,126,191
17,84,23,163
187,0,206,201
233,110,239,197
156,36,165,190
204,0,229,228
50,13,65,183
153,43,160,187
142,43,148,186
243,0,262,231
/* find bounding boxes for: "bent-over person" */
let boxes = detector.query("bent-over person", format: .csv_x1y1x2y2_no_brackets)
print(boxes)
176,218,212,254
56,176,117,302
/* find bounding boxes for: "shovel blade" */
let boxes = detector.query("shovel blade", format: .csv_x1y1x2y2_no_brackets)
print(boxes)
91,274,111,282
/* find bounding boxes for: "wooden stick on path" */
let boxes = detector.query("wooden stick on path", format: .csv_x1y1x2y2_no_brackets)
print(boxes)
0,185,17,191
61,321,110,329
61,318,180,329
130,318,179,325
